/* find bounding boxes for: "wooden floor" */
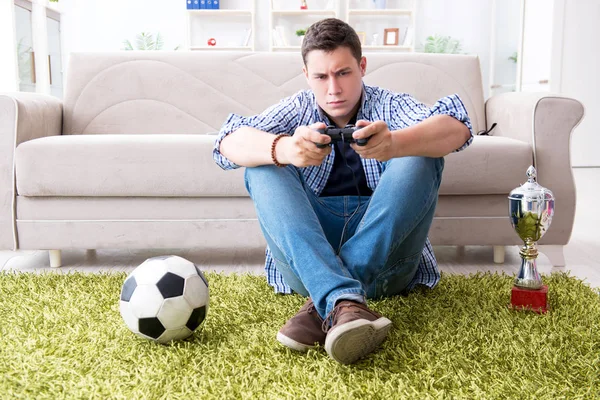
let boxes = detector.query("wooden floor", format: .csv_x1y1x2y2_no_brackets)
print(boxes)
2,168,599,289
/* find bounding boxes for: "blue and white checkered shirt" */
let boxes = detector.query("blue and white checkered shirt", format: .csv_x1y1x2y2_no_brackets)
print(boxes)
213,84,473,294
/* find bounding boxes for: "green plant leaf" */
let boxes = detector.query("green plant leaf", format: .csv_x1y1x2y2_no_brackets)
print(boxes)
122,40,134,51
154,32,164,50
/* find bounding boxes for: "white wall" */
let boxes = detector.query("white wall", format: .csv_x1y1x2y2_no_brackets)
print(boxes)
60,0,188,55
554,0,600,167
0,0,19,92
415,0,494,98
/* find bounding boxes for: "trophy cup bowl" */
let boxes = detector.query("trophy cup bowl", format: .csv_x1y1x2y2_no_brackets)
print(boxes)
508,166,554,290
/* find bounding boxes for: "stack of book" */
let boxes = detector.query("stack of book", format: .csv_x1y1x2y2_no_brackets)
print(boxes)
187,0,220,9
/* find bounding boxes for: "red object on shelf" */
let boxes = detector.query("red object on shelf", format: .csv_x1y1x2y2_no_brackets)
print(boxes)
300,0,307,9
207,38,216,46
509,285,549,313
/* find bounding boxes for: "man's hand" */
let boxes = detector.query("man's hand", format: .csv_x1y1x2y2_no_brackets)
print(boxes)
351,120,397,161
277,122,332,167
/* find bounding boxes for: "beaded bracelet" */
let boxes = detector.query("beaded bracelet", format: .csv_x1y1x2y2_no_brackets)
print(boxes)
270,134,290,168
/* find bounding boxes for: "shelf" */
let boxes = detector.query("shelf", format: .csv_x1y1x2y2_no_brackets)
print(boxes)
348,9,413,16
271,10,336,16
190,46,253,51
272,46,301,50
187,9,253,16
363,45,413,50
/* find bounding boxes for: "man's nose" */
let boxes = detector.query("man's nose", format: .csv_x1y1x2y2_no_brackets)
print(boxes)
328,77,341,95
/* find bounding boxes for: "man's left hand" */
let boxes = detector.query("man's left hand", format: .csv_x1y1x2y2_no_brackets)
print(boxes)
351,120,397,161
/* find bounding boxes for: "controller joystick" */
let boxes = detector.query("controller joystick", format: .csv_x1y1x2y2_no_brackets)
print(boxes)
315,125,369,148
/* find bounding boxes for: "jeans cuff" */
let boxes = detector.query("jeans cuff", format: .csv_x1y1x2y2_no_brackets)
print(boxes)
326,289,366,317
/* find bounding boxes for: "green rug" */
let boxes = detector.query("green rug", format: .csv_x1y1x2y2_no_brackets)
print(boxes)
0,271,598,399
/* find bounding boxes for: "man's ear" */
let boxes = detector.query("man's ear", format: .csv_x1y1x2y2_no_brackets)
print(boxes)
360,57,367,77
302,65,309,82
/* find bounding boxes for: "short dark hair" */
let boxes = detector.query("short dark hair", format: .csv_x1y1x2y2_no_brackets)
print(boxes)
301,18,362,66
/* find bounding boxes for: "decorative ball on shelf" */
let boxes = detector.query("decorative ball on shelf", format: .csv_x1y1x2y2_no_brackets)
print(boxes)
207,38,217,47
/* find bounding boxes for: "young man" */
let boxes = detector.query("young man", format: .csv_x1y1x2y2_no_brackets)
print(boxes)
213,18,473,364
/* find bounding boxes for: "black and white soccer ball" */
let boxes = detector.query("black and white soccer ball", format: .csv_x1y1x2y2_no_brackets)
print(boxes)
119,255,209,344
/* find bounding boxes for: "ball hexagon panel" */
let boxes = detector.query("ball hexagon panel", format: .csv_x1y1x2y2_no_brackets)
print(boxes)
183,275,210,308
163,255,198,279
156,272,185,298
157,296,193,329
132,259,168,285
186,305,207,332
157,327,193,344
119,300,139,333
128,284,164,319
138,317,165,340
120,276,137,301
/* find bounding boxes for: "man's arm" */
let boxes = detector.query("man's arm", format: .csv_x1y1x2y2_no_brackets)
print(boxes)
391,114,472,158
219,127,280,167
220,124,332,168
352,93,473,161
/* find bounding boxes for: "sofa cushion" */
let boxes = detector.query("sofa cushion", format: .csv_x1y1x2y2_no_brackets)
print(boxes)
15,134,531,197
15,134,247,197
440,135,533,195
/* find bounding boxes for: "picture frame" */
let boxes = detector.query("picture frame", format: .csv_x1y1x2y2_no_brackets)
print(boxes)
383,28,399,46
356,31,366,46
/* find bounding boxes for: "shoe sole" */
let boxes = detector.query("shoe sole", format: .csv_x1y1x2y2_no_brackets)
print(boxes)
276,331,319,352
324,317,392,364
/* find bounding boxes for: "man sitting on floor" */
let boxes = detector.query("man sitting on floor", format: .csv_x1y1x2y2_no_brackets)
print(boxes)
213,18,473,364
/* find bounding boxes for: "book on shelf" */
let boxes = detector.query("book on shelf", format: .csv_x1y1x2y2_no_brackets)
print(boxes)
212,0,219,9
402,27,413,47
275,26,288,46
243,28,252,47
199,0,206,9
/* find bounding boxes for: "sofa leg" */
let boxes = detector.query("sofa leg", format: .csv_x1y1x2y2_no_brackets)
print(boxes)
538,245,565,267
49,250,62,268
493,246,505,264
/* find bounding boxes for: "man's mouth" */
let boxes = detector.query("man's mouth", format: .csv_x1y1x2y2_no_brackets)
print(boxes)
328,100,345,106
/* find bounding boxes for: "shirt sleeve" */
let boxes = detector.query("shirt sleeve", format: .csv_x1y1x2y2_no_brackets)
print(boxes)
212,92,304,170
391,93,474,153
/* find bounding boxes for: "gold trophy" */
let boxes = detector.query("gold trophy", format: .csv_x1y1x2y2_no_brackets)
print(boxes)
508,166,554,312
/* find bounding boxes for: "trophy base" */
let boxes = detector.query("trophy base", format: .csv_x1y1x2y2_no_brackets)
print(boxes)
509,285,548,314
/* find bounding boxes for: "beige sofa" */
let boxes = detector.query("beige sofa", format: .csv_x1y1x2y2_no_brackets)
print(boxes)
0,52,584,268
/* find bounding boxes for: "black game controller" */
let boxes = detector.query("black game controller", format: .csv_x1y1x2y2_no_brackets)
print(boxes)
315,125,369,148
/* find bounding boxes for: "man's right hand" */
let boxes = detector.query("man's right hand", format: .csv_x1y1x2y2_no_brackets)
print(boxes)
277,123,332,167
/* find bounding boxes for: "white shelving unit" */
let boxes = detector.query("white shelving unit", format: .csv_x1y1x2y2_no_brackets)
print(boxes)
345,0,416,51
268,0,416,52
186,0,256,51
269,0,339,51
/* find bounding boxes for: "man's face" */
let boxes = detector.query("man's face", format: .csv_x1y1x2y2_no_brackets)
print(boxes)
303,46,367,128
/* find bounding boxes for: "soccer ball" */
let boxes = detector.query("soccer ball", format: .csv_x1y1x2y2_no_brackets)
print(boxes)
119,255,209,344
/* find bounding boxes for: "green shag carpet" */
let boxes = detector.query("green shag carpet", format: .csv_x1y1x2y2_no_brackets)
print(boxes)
0,271,599,399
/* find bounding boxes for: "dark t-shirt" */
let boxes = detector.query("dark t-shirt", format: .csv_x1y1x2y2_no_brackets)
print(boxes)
320,113,373,197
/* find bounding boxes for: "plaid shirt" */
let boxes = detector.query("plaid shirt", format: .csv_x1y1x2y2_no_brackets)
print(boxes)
213,84,473,294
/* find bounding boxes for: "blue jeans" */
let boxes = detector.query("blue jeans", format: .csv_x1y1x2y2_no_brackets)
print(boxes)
244,156,444,319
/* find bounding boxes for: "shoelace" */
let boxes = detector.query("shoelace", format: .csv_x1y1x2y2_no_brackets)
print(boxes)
321,305,343,334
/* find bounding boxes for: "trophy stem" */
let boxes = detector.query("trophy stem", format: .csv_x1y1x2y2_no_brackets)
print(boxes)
515,238,543,289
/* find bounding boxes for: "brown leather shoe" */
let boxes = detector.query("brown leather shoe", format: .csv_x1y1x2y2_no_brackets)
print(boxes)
277,298,326,352
323,300,392,364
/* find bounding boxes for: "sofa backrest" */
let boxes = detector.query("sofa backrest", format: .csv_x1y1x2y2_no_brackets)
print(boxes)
62,52,485,135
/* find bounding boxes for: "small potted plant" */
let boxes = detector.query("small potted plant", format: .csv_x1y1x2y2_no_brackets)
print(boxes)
296,29,307,45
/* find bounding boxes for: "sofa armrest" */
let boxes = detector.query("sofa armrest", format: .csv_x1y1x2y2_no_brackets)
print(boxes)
0,92,63,249
486,92,585,244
